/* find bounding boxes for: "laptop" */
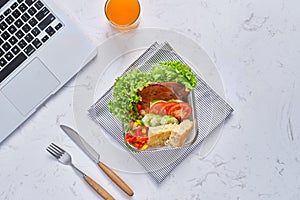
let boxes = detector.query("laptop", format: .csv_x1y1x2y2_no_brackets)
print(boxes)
0,0,97,142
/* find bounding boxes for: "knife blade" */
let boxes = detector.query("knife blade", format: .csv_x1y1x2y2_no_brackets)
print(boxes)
60,125,134,196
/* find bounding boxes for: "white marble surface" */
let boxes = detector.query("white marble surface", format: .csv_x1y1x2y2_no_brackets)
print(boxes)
1,0,300,199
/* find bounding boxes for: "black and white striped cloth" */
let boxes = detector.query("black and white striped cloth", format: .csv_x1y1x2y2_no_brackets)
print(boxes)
88,42,233,183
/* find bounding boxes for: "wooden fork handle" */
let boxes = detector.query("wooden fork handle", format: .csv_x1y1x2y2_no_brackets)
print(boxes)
84,175,115,200
98,162,134,196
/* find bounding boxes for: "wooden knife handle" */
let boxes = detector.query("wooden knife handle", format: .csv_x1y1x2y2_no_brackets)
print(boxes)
84,175,115,200
98,162,134,196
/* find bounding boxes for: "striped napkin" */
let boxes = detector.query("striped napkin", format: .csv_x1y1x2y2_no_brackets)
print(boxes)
88,42,233,183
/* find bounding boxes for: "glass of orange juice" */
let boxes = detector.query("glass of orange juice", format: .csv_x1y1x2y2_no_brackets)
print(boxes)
104,0,141,32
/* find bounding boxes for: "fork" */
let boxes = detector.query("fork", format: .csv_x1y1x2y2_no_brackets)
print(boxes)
47,143,115,200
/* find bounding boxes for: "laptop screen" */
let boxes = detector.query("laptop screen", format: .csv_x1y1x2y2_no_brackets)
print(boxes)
0,0,10,9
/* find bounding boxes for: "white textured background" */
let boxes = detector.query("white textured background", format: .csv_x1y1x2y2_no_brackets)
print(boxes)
1,0,299,199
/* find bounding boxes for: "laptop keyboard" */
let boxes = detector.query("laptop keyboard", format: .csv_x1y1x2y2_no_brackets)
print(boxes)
0,0,64,83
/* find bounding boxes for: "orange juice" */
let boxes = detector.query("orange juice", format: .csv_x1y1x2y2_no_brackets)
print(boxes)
104,0,141,31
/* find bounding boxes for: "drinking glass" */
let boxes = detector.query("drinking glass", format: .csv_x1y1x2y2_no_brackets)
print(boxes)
104,0,141,32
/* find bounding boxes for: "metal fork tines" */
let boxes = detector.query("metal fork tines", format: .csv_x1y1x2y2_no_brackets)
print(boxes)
47,143,80,172
46,143,115,200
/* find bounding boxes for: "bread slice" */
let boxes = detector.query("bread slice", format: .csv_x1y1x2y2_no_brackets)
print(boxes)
147,120,194,147
168,120,194,147
147,124,179,147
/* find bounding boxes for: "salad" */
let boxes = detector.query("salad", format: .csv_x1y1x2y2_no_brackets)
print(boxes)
108,61,197,150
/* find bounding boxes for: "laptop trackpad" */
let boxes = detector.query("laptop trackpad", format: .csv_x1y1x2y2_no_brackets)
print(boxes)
2,58,60,115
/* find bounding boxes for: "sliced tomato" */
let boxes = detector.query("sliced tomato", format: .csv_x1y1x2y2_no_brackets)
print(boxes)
161,102,178,114
167,102,192,121
150,101,166,107
149,101,167,115
149,101,192,120
150,100,166,107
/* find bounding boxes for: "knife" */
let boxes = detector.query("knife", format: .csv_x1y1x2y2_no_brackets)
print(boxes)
60,125,134,196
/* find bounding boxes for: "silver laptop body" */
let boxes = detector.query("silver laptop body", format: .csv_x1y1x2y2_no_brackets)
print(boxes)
0,0,97,142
